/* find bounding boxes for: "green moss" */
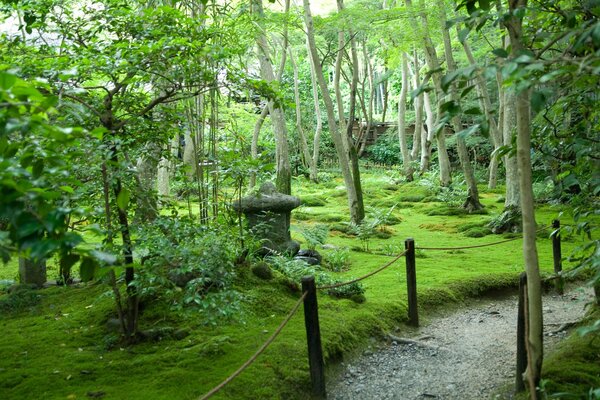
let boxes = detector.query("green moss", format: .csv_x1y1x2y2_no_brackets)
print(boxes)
315,214,345,223
537,308,600,398
463,227,492,238
300,195,327,207
0,170,588,400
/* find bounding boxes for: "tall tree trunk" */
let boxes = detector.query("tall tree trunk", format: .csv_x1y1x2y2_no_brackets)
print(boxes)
506,0,543,393
408,0,452,186
439,5,482,211
359,40,375,157
303,0,364,224
249,105,269,189
135,143,160,222
307,36,322,183
492,36,522,234
398,52,414,181
409,50,423,164
460,36,502,189
254,0,291,195
381,72,389,122
289,47,315,176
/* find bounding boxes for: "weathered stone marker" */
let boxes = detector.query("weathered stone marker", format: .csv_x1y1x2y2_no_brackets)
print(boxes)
19,257,47,288
234,182,301,256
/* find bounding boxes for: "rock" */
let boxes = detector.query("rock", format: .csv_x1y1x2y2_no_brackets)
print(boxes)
105,318,122,333
294,256,320,266
297,249,323,263
321,244,337,250
173,329,190,340
251,262,273,280
87,391,106,398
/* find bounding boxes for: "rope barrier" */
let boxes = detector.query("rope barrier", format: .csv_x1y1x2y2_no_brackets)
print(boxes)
416,236,522,251
198,292,308,400
416,225,550,251
316,250,407,290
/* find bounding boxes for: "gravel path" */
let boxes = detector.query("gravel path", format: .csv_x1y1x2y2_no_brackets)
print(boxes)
328,286,594,400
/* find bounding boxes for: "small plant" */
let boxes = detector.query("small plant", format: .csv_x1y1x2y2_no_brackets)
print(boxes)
377,244,403,257
325,248,351,272
297,224,329,250
267,255,364,301
348,220,379,252
366,205,400,233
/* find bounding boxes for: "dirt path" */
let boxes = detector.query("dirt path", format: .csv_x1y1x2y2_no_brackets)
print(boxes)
328,286,594,400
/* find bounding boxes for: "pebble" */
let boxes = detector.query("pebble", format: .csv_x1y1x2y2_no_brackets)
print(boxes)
328,288,593,399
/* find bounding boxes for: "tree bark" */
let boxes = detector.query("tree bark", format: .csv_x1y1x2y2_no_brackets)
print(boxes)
439,5,482,211
289,47,315,176
303,0,364,224
307,36,322,183
407,0,451,186
398,52,414,181
506,0,543,393
254,0,291,195
460,37,502,189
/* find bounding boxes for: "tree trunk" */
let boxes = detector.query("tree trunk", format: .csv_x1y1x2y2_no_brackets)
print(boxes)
307,36,322,183
398,52,414,181
135,143,160,222
491,50,522,234
408,0,451,186
460,36,502,189
156,135,178,199
254,0,291,195
358,40,375,157
409,50,423,164
289,47,315,176
249,105,269,189
303,0,363,224
439,5,482,212
506,0,543,393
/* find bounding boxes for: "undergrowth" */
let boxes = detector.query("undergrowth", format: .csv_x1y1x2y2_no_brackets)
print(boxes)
1,171,596,400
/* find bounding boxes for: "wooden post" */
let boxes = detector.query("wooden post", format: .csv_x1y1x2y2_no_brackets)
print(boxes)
516,272,527,393
302,276,326,399
552,219,564,294
405,238,418,327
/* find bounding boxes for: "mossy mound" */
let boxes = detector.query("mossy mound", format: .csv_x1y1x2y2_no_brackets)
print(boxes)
251,262,273,280
300,195,327,207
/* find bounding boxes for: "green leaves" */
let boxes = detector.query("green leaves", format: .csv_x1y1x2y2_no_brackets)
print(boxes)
116,188,130,211
0,72,16,90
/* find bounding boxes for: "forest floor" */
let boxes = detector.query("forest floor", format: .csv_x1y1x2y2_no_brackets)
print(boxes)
328,285,594,400
1,170,598,399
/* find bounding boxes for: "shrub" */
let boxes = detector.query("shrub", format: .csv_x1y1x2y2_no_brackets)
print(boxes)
134,217,240,324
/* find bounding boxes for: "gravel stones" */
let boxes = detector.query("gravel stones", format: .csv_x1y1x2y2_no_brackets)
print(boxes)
328,287,593,400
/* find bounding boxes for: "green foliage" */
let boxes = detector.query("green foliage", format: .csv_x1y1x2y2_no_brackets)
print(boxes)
324,248,351,272
366,132,401,166
267,255,364,300
300,195,328,207
134,216,240,324
0,285,42,313
0,71,102,276
296,224,329,250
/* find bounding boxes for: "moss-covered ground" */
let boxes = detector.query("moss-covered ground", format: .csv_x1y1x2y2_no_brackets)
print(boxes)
1,170,597,399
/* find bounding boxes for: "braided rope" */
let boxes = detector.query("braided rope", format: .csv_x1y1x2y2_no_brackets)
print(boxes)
416,225,550,251
198,292,307,400
316,250,407,290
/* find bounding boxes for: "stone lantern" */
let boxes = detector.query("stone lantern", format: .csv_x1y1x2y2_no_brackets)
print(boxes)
234,182,301,256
